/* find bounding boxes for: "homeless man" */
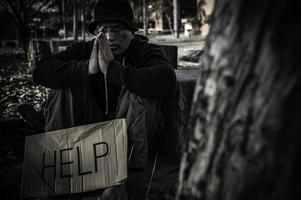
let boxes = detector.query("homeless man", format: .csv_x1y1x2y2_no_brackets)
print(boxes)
32,0,176,198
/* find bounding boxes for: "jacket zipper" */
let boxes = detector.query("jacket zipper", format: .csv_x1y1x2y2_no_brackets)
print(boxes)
104,56,126,116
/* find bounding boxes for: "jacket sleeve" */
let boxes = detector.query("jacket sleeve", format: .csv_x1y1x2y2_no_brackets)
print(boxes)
106,44,177,98
32,41,92,89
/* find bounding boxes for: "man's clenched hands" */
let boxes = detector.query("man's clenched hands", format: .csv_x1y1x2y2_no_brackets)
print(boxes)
88,27,114,75
97,29,114,74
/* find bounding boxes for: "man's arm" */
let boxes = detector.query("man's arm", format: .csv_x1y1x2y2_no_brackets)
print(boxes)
32,41,93,89
107,44,177,98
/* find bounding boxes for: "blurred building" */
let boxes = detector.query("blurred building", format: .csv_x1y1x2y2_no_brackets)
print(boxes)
129,0,215,35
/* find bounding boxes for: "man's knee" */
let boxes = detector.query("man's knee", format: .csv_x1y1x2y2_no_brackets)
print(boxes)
44,85,103,132
117,91,165,169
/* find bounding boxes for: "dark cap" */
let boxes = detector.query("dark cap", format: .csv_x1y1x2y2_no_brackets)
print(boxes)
88,0,138,34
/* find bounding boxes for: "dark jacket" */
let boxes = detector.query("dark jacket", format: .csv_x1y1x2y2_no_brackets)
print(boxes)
33,35,177,111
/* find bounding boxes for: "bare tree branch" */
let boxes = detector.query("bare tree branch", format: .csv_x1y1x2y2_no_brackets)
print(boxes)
0,1,6,10
0,0,19,22
26,0,41,11
32,0,54,18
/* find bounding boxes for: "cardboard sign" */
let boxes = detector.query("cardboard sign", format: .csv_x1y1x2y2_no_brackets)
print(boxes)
21,119,127,199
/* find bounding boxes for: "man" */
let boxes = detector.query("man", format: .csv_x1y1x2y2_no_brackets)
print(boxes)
33,0,176,199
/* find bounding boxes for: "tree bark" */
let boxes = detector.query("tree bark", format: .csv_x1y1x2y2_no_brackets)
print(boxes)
177,0,301,200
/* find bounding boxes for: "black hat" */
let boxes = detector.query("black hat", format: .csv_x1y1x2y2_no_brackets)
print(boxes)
88,0,138,34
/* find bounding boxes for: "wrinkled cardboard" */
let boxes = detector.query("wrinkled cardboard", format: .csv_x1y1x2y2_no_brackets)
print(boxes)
21,119,127,199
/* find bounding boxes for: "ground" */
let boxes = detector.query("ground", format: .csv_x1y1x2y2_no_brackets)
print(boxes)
0,35,204,200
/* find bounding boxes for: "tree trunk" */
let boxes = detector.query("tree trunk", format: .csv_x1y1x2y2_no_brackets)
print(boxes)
12,1,30,54
81,0,86,41
143,0,148,37
62,0,67,39
164,13,174,35
177,0,301,200
14,22,21,48
173,0,180,38
15,21,29,55
73,0,78,41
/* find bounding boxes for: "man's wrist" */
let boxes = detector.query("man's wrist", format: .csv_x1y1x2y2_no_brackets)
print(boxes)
88,62,99,75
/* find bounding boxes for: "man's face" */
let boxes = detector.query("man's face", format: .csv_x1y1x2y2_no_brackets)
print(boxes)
95,22,133,57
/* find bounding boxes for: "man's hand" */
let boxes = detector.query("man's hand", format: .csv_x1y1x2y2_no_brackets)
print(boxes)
88,34,100,75
101,185,128,200
88,27,113,75
97,29,114,74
